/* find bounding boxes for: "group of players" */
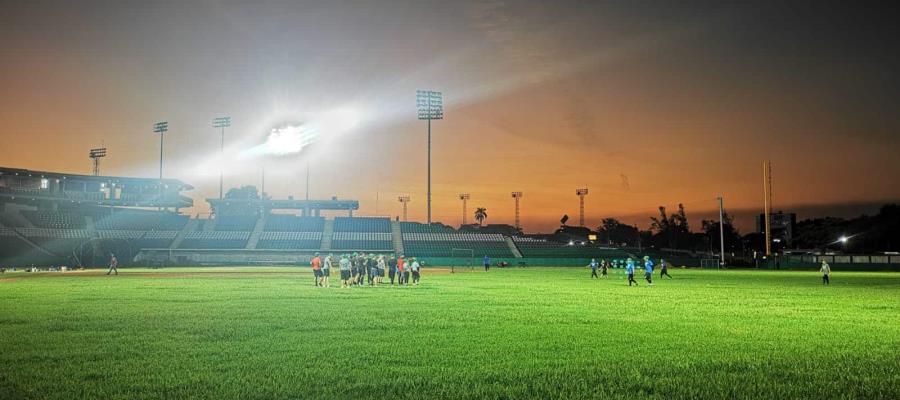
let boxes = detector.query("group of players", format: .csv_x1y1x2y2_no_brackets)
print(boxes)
309,253,421,288
588,256,672,286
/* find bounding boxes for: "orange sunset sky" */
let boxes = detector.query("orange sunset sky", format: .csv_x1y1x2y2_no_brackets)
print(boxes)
2,1,898,232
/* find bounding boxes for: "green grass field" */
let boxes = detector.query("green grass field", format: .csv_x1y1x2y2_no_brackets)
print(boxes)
1,267,898,399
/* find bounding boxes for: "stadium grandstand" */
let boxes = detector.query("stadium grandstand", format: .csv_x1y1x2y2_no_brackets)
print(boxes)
0,166,663,268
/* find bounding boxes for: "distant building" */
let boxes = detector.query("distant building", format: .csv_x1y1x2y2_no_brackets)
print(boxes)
756,212,797,246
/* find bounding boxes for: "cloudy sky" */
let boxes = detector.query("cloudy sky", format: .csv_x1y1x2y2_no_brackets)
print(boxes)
1,1,898,232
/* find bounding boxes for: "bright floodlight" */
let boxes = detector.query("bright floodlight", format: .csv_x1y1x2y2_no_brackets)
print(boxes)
265,125,313,155
416,90,443,120
840,236,848,244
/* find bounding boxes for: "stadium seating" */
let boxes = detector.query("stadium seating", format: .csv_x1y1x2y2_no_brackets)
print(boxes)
15,228,91,255
94,210,188,231
333,217,390,233
135,231,178,249
512,237,629,259
256,231,322,250
179,231,250,249
402,232,514,257
264,215,325,232
21,210,86,229
215,215,259,231
399,222,455,233
331,232,392,251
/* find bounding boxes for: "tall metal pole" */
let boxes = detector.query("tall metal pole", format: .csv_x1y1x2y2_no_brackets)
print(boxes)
576,188,589,227
219,126,224,199
427,118,431,224
398,196,410,222
763,161,772,257
718,196,726,268
159,132,164,180
459,193,469,225
511,192,523,230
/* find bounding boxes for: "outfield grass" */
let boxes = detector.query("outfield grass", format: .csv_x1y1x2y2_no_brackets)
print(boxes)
1,267,898,399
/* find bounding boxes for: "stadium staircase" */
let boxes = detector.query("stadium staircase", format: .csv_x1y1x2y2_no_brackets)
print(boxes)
505,237,523,258
391,220,404,255
245,214,267,250
170,218,199,249
320,219,333,251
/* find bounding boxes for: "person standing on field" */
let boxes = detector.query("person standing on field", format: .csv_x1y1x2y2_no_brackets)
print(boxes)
626,257,638,286
106,253,118,276
820,260,831,285
397,255,406,285
402,257,411,285
589,258,599,279
388,255,398,285
310,253,322,287
411,257,421,285
322,254,333,288
339,255,352,288
483,255,491,271
659,259,672,279
377,255,386,285
600,259,609,278
643,256,654,286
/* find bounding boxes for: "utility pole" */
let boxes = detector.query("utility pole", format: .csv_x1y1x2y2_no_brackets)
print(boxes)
459,193,470,226
511,192,523,230
718,196,726,269
576,188,589,227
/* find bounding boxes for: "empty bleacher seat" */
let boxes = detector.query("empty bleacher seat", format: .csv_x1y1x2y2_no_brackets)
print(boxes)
401,232,513,258
215,215,259,231
94,210,187,230
256,231,322,250
264,215,325,232
179,231,250,249
21,210,86,229
333,217,391,233
512,237,629,258
331,232,392,251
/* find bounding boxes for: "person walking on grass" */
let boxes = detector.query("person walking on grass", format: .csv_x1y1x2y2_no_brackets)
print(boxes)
659,259,672,279
820,260,831,285
589,258,599,279
411,257,421,285
626,257,638,286
643,256,654,286
483,255,491,271
310,253,322,287
600,259,609,278
339,255,352,288
388,255,398,285
106,253,118,276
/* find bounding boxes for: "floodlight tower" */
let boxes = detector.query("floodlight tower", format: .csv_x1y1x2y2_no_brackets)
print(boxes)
416,90,443,224
212,116,231,199
398,196,411,222
459,193,470,225
511,192,523,230
153,121,168,180
576,188,589,227
89,147,107,176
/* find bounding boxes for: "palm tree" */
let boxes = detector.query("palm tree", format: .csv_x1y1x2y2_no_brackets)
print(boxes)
474,207,487,227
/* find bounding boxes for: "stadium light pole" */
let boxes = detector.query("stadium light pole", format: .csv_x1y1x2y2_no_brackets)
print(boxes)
511,192,523,231
417,90,443,224
459,193,470,226
398,196,410,222
89,147,107,176
576,188,589,227
212,116,231,199
153,121,168,180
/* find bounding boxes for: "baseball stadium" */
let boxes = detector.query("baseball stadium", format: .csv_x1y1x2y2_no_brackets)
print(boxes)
2,2,900,399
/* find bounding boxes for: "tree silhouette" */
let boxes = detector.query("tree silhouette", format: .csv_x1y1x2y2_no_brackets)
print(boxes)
474,207,488,226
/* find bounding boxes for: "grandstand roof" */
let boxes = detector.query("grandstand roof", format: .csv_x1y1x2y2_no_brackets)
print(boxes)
207,198,359,211
0,167,193,190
